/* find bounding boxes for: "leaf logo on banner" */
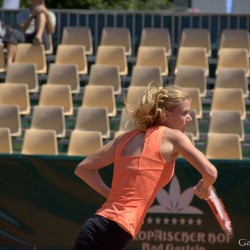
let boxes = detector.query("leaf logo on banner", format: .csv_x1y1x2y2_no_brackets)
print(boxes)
148,176,203,214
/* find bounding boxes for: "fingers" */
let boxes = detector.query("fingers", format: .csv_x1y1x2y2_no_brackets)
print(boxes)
194,179,211,200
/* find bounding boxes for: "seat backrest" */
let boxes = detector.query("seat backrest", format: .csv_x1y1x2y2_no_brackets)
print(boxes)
174,66,207,97
117,107,136,132
210,88,246,119
130,65,163,87
30,106,66,137
139,28,172,56
100,27,132,56
5,63,39,93
82,85,116,117
182,87,203,119
205,133,242,160
14,44,47,74
61,26,93,55
184,109,200,140
0,128,13,153
0,105,21,136
215,68,249,97
39,84,73,116
180,28,211,57
0,43,6,72
136,46,168,76
175,47,209,76
47,63,80,93
126,86,148,110
22,129,58,155
75,107,110,138
67,130,103,156
88,64,121,95
95,45,127,75
55,45,87,75
216,48,249,77
208,110,245,141
0,83,30,115
219,29,250,54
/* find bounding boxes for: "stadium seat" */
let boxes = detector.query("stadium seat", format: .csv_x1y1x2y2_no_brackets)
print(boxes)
174,66,207,97
139,27,172,57
210,88,246,119
61,26,93,55
14,44,47,74
47,63,80,94
175,47,209,76
82,85,116,117
179,28,211,57
208,110,245,141
22,129,58,155
74,107,110,138
55,45,88,75
30,106,66,138
0,83,30,115
67,130,103,156
95,45,128,75
136,46,168,76
100,27,132,56
39,84,73,116
130,66,163,87
88,64,121,95
126,86,147,110
215,68,249,98
205,133,242,160
0,105,21,136
0,44,6,72
0,128,13,154
5,63,39,93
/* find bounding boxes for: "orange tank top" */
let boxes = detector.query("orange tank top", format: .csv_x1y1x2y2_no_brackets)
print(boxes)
96,126,175,238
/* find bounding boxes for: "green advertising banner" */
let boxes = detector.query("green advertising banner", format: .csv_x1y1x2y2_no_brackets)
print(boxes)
0,155,249,250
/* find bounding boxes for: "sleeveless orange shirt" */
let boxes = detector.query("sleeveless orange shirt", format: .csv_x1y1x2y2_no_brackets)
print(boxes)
96,126,175,238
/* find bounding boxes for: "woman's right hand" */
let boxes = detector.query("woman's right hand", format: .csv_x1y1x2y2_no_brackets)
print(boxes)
194,179,211,200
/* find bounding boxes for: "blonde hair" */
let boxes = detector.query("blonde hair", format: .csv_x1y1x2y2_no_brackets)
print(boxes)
125,85,190,130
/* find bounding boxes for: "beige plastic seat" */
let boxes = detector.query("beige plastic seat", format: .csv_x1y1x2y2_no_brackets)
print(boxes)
95,45,128,76
75,107,110,138
216,48,249,77
185,109,199,140
130,66,163,87
175,47,209,76
210,88,246,119
0,83,30,115
88,65,121,95
208,110,245,141
30,106,66,138
180,28,211,57
55,45,88,75
22,129,58,155
67,130,103,156
39,85,73,116
82,85,116,117
126,86,147,110
182,88,202,119
0,44,6,72
14,44,47,74
0,128,13,153
0,105,21,136
100,27,132,56
206,133,242,160
174,66,207,97
219,29,250,56
114,107,136,137
136,46,168,76
215,68,249,98
61,26,93,55
139,27,172,57
5,63,39,93
47,63,80,93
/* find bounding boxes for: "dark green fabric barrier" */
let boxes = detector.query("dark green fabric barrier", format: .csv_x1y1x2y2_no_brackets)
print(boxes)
0,155,249,250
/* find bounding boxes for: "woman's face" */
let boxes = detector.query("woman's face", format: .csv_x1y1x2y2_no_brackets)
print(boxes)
164,98,192,132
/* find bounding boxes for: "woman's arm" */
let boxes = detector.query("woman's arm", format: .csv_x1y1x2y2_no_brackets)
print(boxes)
74,138,118,198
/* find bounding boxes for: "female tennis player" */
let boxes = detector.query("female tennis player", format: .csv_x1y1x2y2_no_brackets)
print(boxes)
73,85,218,250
